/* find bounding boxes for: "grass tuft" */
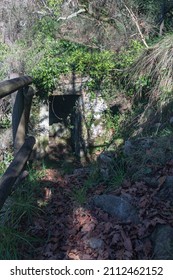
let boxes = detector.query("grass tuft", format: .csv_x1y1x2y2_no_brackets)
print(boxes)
128,34,173,100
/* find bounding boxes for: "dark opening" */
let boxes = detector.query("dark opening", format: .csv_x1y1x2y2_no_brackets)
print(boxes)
49,95,81,156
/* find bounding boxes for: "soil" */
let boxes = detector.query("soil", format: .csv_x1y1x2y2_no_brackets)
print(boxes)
25,157,173,260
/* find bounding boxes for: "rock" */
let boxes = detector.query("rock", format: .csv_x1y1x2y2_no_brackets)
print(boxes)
49,123,70,138
73,167,90,176
87,237,104,249
0,128,12,149
169,117,173,126
143,177,158,188
109,94,132,114
151,225,173,259
156,176,173,202
123,138,154,157
91,194,139,224
123,140,134,156
38,104,49,134
81,92,113,147
123,137,173,181
97,151,117,178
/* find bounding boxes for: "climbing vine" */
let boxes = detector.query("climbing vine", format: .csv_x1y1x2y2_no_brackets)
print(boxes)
30,39,143,98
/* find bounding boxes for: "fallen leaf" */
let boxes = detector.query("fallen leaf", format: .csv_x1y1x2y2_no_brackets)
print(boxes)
124,250,133,259
68,251,80,260
116,249,125,259
158,176,166,188
111,233,121,245
81,222,96,233
143,239,152,257
81,254,93,260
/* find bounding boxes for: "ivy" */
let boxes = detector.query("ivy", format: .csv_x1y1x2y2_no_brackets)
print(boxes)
30,40,115,96
27,37,143,99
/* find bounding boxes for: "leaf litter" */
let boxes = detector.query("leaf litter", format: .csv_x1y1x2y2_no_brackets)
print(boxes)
26,161,173,260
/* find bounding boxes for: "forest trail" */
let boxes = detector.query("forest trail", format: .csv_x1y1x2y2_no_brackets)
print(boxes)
26,152,173,260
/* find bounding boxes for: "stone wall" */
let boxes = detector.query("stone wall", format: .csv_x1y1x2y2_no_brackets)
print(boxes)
49,74,113,158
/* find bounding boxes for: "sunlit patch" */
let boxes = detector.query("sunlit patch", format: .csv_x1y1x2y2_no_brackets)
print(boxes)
37,187,52,207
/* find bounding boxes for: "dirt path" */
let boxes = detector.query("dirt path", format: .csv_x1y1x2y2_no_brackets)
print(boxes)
26,159,173,260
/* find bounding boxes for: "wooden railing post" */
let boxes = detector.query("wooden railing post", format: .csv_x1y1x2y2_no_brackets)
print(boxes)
0,75,36,209
12,85,35,155
0,136,36,210
12,87,25,155
24,86,35,136
0,76,32,98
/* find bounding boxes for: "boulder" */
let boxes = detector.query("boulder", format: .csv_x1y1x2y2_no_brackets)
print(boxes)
91,194,139,224
151,225,173,259
86,237,104,249
169,117,173,126
97,151,117,178
156,176,173,203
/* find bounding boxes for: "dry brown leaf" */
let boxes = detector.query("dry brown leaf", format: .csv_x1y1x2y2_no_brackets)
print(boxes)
68,252,80,260
143,239,152,257
124,237,133,252
104,222,113,233
116,249,125,259
120,230,133,252
124,250,133,259
81,254,93,260
111,233,121,245
150,217,166,226
139,196,149,208
81,222,96,233
158,176,166,188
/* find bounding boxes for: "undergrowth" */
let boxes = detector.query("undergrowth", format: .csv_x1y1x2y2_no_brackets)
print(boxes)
0,161,46,259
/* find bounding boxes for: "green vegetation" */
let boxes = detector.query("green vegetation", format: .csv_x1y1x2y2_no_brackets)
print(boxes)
28,38,143,99
0,116,11,129
0,151,13,177
0,43,9,79
106,158,126,191
1,0,173,259
0,162,46,259
71,164,101,205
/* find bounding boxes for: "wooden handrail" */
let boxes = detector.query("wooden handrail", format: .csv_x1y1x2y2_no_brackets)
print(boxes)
0,137,36,210
0,76,32,99
0,75,36,209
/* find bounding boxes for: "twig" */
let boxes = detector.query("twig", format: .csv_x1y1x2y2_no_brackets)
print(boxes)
121,1,149,48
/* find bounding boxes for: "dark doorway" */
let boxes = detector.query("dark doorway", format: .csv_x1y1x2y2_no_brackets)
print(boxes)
49,95,81,156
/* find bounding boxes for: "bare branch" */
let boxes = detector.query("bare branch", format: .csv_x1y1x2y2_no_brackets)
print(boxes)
39,0,54,14
121,1,149,48
57,8,85,20
34,8,85,20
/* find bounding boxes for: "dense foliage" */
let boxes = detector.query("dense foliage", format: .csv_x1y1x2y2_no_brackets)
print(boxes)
1,0,173,260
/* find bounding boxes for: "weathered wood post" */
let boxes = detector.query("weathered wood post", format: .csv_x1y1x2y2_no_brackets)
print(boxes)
6,75,34,154
0,75,32,98
0,76,36,209
0,136,36,210
23,86,35,136
0,74,33,154
12,85,35,155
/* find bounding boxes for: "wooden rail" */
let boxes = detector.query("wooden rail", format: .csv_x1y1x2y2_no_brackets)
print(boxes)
0,137,35,209
0,76,32,98
0,75,36,210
